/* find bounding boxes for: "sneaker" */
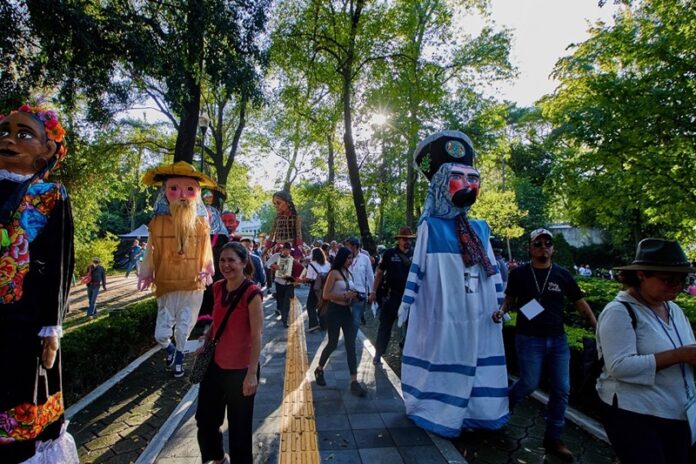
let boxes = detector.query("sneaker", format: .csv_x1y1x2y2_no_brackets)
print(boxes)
307,325,320,333
350,380,367,397
165,344,176,369
173,350,184,378
543,436,574,462
275,309,281,316
314,367,326,386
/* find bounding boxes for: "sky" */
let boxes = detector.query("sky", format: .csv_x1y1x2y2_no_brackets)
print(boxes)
478,0,620,106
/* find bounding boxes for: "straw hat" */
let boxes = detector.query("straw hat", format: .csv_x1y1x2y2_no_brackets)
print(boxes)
615,238,696,273
142,161,216,188
394,227,416,239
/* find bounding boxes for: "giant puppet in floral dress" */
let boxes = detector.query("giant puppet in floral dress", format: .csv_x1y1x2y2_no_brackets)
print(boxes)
0,105,78,463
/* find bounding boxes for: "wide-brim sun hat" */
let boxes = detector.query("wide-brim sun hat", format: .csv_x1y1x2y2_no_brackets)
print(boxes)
142,161,217,189
394,227,416,239
615,238,696,273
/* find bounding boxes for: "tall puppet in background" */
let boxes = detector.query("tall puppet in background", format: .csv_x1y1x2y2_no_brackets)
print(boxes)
198,186,229,326
266,191,303,259
397,130,508,437
220,209,240,240
0,105,78,463
139,161,215,378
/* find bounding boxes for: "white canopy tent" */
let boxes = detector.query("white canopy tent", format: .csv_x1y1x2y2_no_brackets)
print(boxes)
119,224,149,238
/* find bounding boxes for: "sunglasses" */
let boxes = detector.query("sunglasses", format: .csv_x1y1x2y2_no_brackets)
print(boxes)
532,240,554,248
651,273,688,287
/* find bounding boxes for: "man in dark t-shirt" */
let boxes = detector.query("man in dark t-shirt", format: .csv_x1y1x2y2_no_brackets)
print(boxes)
492,228,596,462
369,227,415,366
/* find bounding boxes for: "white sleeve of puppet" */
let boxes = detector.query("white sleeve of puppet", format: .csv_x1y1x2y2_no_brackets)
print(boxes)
398,221,428,327
38,326,64,338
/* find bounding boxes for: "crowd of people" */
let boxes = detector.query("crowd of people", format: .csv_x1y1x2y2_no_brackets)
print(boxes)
4,104,696,464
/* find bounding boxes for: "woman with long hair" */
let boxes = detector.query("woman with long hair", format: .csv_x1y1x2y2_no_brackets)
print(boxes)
196,242,264,464
314,247,367,397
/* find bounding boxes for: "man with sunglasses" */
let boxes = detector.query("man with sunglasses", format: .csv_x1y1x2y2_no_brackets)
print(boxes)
492,228,597,462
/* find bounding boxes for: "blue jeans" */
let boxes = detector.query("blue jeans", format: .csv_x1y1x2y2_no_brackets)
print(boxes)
509,333,570,439
87,285,100,316
350,298,366,341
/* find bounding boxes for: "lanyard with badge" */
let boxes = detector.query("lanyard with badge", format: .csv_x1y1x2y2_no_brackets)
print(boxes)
651,302,696,444
519,265,553,320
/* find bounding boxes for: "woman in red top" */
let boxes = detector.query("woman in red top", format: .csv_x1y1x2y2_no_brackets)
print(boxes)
196,242,263,464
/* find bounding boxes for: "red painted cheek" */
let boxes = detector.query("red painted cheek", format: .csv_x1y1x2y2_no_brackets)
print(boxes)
449,178,465,196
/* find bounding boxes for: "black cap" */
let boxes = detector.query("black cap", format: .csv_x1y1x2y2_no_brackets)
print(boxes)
414,130,475,180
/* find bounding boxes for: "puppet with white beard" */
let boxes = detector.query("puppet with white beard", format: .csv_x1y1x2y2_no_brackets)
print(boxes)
397,131,509,437
139,161,215,378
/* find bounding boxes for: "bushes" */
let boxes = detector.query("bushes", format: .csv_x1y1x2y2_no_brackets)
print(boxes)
74,233,120,277
61,298,157,406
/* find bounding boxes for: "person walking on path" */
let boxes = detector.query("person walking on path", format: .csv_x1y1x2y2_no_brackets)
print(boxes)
84,257,107,318
595,238,696,464
241,237,265,287
196,242,263,464
344,236,373,338
265,242,295,328
369,227,415,366
124,239,143,277
305,247,330,332
314,247,367,397
493,228,597,461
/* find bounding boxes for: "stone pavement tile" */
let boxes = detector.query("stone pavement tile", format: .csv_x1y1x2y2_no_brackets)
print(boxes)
253,432,280,464
81,448,115,463
352,428,394,448
373,397,406,413
312,388,342,401
315,414,351,431
112,434,148,454
317,429,356,450
398,445,448,464
333,370,352,380
105,451,141,464
318,449,361,464
388,427,431,447
83,433,122,451
348,412,385,429
343,398,378,413
252,400,282,419
380,412,413,429
467,444,512,464
313,398,346,416
500,423,526,440
359,446,405,464
161,437,199,458
509,445,547,464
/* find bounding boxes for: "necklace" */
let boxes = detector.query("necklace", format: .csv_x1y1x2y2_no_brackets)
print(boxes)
531,264,552,298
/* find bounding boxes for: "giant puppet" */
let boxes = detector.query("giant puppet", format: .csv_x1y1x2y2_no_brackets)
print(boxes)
139,161,215,378
265,191,303,259
397,130,509,437
0,105,78,463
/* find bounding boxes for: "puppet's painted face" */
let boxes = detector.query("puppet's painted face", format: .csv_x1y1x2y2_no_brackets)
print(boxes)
448,166,480,208
272,196,290,215
221,212,239,233
202,189,214,206
165,177,200,205
0,112,56,175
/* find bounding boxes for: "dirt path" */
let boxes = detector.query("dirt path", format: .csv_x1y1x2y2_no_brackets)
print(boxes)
65,274,149,329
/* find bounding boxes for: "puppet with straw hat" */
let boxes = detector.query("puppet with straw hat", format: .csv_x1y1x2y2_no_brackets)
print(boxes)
139,161,216,379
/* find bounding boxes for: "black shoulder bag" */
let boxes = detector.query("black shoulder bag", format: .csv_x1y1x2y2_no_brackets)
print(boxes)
190,280,252,383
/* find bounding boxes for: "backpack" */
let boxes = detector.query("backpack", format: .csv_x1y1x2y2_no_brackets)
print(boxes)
580,301,637,405
310,264,329,315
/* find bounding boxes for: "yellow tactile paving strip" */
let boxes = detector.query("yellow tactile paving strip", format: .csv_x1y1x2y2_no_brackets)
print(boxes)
279,297,320,464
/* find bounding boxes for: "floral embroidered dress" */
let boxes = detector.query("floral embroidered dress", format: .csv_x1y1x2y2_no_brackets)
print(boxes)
0,176,74,463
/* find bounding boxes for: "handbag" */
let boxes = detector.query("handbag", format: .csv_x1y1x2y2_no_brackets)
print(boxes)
190,280,252,383
80,265,93,285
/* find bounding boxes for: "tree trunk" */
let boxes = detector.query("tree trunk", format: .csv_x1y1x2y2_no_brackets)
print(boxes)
173,0,204,164
326,132,336,240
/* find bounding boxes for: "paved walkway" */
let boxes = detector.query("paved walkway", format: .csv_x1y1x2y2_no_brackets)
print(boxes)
156,287,461,463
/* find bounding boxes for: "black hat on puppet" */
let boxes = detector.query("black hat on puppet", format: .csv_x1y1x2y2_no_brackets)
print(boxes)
414,130,475,181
